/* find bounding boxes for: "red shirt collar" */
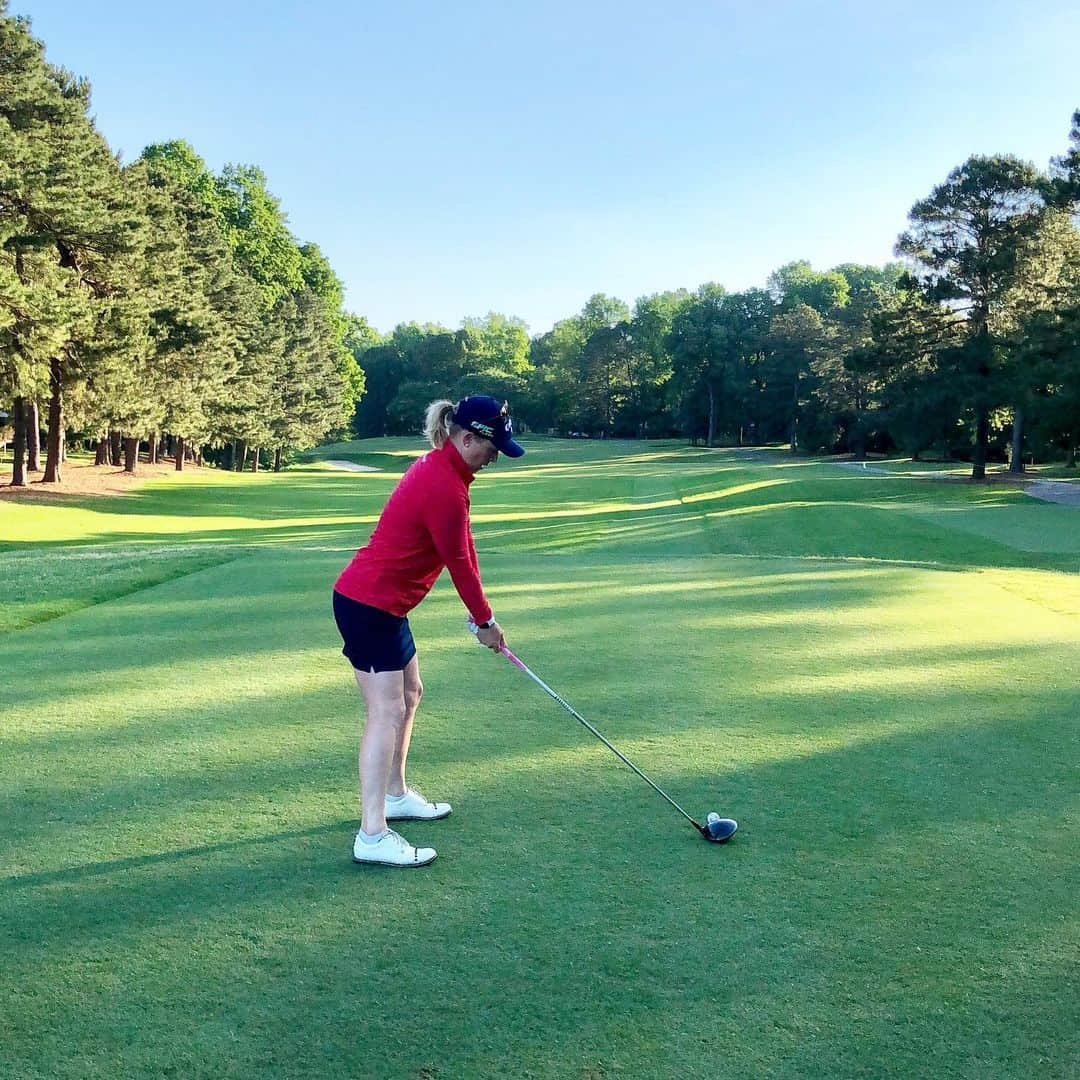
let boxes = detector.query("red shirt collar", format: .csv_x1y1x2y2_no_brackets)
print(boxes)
439,439,475,485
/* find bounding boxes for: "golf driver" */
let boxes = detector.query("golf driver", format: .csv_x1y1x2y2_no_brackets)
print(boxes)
467,622,737,844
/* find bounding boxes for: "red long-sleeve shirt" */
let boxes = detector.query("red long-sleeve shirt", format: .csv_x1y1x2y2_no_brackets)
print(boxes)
334,440,493,624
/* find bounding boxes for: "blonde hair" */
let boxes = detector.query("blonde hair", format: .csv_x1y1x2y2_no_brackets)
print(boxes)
424,399,462,449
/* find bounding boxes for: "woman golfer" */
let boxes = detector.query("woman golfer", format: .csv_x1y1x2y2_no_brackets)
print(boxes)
333,395,524,867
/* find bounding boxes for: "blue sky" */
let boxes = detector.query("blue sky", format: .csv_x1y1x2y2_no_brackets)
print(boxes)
14,0,1080,334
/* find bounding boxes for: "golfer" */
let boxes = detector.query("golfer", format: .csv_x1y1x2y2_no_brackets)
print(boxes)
333,395,525,867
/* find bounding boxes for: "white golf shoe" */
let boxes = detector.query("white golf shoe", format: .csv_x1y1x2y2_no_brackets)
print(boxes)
384,787,452,821
352,829,437,868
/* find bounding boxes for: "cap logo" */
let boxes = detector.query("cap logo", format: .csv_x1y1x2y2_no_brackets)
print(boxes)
472,422,494,437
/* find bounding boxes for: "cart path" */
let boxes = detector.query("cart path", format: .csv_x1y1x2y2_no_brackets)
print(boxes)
322,460,381,472
830,460,1079,507
1024,480,1080,506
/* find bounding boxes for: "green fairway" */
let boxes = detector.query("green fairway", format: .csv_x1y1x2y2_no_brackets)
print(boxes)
2,440,1078,1078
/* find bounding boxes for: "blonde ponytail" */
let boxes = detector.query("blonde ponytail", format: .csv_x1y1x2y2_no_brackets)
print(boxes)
424,399,458,449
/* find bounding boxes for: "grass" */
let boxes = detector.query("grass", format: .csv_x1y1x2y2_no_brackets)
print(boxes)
2,437,1078,1078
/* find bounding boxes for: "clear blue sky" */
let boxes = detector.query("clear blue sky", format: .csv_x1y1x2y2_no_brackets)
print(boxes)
14,0,1080,335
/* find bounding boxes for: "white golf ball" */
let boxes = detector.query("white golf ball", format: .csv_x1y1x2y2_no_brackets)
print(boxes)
706,812,720,824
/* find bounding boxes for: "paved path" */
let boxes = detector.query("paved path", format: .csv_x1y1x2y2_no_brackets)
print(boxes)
833,461,901,476
322,460,380,472
1024,480,1080,507
830,460,1079,507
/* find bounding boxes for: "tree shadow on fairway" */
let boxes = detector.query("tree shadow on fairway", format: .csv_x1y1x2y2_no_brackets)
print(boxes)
6,440,1076,580
3,691,1074,936
1,820,356,893
2,699,1075,1079
0,552,940,722
0,516,378,553
4,629,1071,883
3,534,1075,1080
21,469,400,523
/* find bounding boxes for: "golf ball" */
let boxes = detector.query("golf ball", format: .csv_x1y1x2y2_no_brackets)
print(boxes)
706,812,720,824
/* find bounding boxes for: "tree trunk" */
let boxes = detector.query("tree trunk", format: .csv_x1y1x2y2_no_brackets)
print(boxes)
853,421,867,462
273,447,282,473
706,382,717,448
971,406,989,481
109,429,122,467
27,400,41,471
123,437,139,474
1067,435,1076,469
95,436,109,466
148,432,157,465
789,376,799,453
175,435,185,472
237,441,248,472
1008,407,1024,474
970,320,991,481
9,259,32,486
42,358,64,484
195,450,203,467
251,447,260,473
10,396,28,487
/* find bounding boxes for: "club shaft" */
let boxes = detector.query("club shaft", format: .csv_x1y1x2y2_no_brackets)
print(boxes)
500,646,700,828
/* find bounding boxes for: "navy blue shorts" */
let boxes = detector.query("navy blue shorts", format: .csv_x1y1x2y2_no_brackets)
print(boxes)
332,591,417,673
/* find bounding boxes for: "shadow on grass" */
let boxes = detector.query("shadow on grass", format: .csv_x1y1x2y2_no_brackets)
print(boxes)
3,669,1075,892
2,820,355,892
6,447,1074,573
4,444,1077,1075
2,698,1075,1077
3,553,1076,1075
0,558,992,717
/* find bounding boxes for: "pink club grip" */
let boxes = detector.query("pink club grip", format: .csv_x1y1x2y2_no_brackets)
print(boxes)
499,645,528,672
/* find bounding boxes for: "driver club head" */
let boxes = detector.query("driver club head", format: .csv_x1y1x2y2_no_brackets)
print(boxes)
699,812,738,843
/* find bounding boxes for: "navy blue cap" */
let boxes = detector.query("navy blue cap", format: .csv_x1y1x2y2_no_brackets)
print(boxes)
452,396,525,458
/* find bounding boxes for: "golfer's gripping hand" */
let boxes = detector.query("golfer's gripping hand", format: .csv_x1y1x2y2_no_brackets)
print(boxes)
477,621,505,651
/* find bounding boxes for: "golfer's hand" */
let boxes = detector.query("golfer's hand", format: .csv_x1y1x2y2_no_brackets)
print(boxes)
477,621,505,651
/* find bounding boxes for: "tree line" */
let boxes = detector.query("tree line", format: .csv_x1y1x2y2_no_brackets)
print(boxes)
1,3,363,486
4,0,1077,488
357,116,1080,479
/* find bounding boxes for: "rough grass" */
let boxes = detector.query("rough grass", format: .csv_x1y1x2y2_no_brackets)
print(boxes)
1,437,1077,1078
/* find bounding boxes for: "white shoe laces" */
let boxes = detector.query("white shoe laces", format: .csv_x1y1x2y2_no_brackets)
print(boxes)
382,829,410,853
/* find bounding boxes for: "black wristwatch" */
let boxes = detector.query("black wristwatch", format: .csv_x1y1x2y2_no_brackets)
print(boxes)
477,619,495,630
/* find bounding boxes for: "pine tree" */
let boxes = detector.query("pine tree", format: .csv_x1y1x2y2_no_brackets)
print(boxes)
1,6,143,484
1,5,86,484
138,146,245,470
897,156,1051,478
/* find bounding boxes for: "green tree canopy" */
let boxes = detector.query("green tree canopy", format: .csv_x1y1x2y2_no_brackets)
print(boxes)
897,154,1053,477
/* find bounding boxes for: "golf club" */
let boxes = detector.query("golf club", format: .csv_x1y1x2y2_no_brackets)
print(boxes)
467,622,737,844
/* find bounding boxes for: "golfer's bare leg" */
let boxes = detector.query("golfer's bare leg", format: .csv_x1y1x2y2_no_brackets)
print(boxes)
354,667,406,835
388,656,422,797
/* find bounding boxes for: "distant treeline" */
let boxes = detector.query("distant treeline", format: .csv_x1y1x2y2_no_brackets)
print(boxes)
1,4,364,485
357,119,1080,478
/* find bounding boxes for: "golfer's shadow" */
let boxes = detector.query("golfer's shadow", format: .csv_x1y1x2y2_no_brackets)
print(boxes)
1,819,355,892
